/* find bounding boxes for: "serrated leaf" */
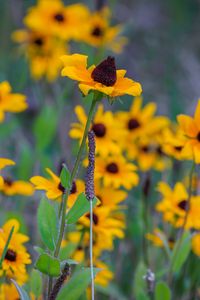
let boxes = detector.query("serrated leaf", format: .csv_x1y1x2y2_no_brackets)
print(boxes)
30,269,42,297
155,281,171,300
10,280,30,300
60,164,71,189
57,268,99,300
66,193,98,224
37,197,58,251
171,231,191,273
35,253,61,277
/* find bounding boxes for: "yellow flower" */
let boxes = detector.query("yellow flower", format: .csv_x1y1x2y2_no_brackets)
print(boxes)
162,126,191,160
94,260,114,287
24,0,89,41
31,168,84,204
30,168,63,200
192,233,200,257
130,135,171,172
79,7,127,53
0,81,27,123
146,228,174,249
156,182,200,229
177,100,200,163
70,105,124,156
1,178,34,196
0,158,15,189
95,154,139,190
13,29,68,81
116,97,169,157
0,219,31,282
61,54,142,97
95,179,127,208
79,207,125,252
0,283,20,300
0,158,15,170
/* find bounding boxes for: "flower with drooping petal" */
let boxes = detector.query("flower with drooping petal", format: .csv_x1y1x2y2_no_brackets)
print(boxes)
61,54,142,98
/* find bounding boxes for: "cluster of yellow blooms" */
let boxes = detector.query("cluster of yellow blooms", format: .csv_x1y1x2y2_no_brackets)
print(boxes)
12,0,127,81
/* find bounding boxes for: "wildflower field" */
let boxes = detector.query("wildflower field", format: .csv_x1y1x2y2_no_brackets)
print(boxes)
1,0,200,299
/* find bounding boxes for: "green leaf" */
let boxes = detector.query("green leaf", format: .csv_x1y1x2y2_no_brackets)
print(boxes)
59,243,78,261
171,231,191,273
10,279,30,300
34,246,45,255
37,197,58,251
33,105,58,151
30,269,42,297
66,193,98,224
96,283,128,300
57,268,98,300
133,261,150,300
155,281,171,300
60,164,71,189
35,253,61,277
0,226,14,268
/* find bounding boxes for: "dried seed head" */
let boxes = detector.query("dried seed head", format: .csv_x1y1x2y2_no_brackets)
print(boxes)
85,131,96,201
143,269,155,293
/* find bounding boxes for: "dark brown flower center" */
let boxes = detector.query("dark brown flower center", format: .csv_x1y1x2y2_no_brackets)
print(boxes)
91,56,117,87
141,146,149,153
3,177,13,186
70,181,77,194
128,118,140,130
5,249,17,262
174,146,183,151
106,162,119,173
92,123,106,137
156,146,164,156
54,13,65,22
91,26,103,37
86,213,99,225
178,200,188,211
196,132,200,142
58,182,65,193
33,38,44,46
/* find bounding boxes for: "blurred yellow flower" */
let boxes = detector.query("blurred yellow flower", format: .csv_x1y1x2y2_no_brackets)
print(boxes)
146,228,174,249
0,81,27,123
116,97,169,157
0,219,31,283
24,0,89,41
70,105,124,156
0,283,20,300
156,182,200,229
0,158,15,170
61,54,142,97
94,260,114,287
177,100,200,163
79,7,127,53
1,178,34,196
13,29,68,81
192,233,200,257
95,154,139,190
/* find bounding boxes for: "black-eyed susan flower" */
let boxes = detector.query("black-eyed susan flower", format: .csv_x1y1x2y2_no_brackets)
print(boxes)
177,100,200,163
79,7,127,53
156,182,200,229
116,97,169,156
192,233,200,257
146,228,174,249
24,0,89,41
94,260,114,287
79,207,125,251
68,179,85,207
95,154,139,189
95,179,127,208
162,126,191,160
0,158,15,188
61,54,142,97
30,168,64,201
0,81,28,123
12,29,68,81
0,219,31,282
70,105,124,156
1,178,34,197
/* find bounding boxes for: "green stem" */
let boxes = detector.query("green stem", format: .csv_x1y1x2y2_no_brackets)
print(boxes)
53,93,100,258
168,161,195,284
